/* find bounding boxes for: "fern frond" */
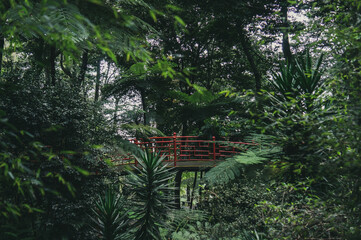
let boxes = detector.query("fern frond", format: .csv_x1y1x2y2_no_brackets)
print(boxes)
205,135,281,185
166,209,208,233
115,0,152,9
169,89,220,105
42,4,90,44
205,151,265,185
121,123,165,138
6,2,90,46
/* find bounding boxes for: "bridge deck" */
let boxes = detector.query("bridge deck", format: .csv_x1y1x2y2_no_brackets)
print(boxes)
115,161,222,173
165,160,221,169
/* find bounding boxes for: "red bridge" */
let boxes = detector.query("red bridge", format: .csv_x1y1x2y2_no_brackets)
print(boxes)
113,133,253,169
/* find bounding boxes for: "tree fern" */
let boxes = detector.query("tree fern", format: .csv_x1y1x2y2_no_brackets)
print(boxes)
41,4,90,44
166,209,208,233
4,0,153,62
169,88,220,105
205,134,280,185
5,2,90,47
121,123,165,139
204,151,265,185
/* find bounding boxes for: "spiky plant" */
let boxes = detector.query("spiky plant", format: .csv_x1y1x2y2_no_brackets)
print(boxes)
294,50,324,95
270,62,297,102
126,150,175,240
269,50,324,109
90,187,128,240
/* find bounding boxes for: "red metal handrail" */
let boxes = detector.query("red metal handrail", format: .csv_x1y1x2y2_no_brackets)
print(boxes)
111,133,254,167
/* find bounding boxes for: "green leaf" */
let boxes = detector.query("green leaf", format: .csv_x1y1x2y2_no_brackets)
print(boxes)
174,15,185,26
73,166,90,176
91,144,103,149
149,10,157,22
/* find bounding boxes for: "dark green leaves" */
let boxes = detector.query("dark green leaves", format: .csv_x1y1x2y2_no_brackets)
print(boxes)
269,50,325,104
90,187,128,240
205,135,279,185
126,150,174,240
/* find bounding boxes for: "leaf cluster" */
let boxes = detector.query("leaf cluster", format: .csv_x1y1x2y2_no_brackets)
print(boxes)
125,150,175,240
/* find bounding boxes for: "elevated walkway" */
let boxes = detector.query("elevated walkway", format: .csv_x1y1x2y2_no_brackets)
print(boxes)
112,133,253,170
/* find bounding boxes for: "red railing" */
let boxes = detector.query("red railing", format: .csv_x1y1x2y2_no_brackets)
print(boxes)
112,133,254,167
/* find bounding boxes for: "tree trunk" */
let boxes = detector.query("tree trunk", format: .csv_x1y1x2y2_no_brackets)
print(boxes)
186,185,190,206
240,29,263,112
140,88,148,125
0,2,10,76
174,170,183,209
281,1,292,62
94,58,101,102
181,120,188,136
33,39,45,83
50,46,56,86
199,171,203,202
0,33,4,76
113,97,120,131
190,171,198,209
240,30,261,93
78,49,88,86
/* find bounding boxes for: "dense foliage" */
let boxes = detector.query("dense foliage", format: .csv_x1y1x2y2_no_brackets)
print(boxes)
1,0,361,239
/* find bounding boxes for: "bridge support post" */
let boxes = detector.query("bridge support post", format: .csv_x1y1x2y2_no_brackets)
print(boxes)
213,136,216,160
199,171,203,201
134,138,138,167
174,170,183,209
173,132,177,167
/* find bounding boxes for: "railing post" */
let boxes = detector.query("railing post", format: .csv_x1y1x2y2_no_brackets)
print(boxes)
212,136,216,160
173,132,177,167
134,138,138,167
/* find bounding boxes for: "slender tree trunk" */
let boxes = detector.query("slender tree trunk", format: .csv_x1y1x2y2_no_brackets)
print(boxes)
0,33,4,76
140,88,147,125
240,31,261,93
113,97,120,128
190,171,198,209
281,1,292,62
104,61,111,85
199,171,203,202
33,39,45,83
50,46,56,86
181,120,188,136
174,170,183,209
240,30,264,111
186,185,191,206
0,2,9,76
94,58,101,101
78,49,88,86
